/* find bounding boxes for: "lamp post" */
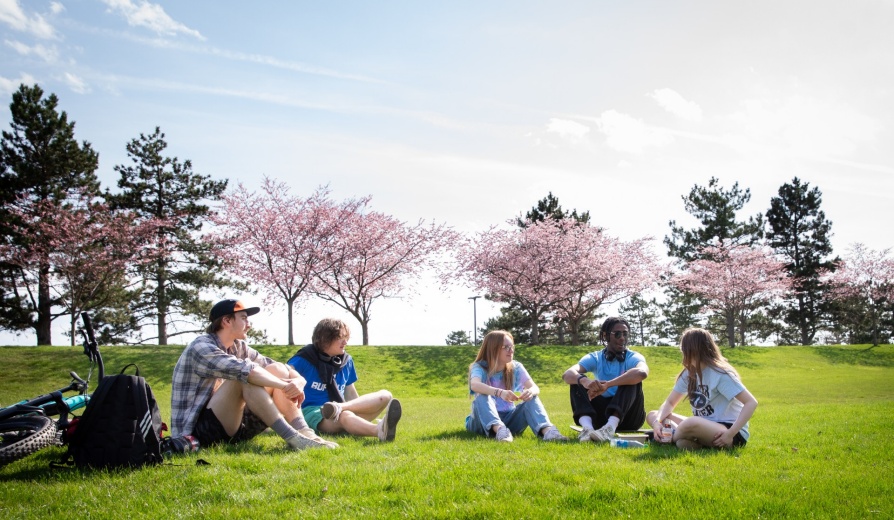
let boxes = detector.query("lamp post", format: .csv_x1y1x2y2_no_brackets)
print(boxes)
468,295,481,344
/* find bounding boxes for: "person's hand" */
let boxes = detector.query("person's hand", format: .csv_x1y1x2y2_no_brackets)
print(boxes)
518,388,535,402
586,380,607,399
713,428,735,448
281,379,305,404
652,420,672,444
500,389,520,402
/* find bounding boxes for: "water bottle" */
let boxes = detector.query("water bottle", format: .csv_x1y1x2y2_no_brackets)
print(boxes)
661,421,675,443
610,438,646,448
162,435,200,457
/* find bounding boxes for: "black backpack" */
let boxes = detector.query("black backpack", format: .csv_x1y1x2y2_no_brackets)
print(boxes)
66,364,164,469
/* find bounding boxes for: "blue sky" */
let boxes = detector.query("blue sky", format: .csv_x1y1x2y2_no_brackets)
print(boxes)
1,1,893,346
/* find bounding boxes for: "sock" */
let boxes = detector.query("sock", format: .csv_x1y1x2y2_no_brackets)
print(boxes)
289,416,309,432
579,416,594,430
271,417,299,441
606,416,620,430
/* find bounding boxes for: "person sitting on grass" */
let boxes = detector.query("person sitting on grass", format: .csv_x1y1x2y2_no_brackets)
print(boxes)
171,299,336,452
562,316,649,443
647,327,758,450
465,330,567,443
287,318,402,442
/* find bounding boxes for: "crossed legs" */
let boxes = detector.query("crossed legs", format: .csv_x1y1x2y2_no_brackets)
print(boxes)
317,389,392,437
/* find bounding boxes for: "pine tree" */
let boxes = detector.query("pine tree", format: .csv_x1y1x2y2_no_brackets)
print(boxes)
766,177,837,345
106,127,228,344
0,84,99,344
665,177,763,263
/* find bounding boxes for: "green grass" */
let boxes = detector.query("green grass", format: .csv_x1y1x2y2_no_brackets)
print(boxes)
1,343,893,519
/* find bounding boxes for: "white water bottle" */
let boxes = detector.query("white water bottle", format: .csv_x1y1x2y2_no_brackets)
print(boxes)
610,438,646,448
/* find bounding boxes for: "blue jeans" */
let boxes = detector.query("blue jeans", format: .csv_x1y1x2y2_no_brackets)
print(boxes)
465,394,553,438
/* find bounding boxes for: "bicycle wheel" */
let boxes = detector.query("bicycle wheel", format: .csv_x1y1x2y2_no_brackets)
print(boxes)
0,415,57,467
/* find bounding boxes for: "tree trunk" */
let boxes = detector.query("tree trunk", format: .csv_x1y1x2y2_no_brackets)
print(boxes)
156,264,168,345
568,318,580,346
361,320,370,346
530,313,539,345
797,292,810,346
36,261,52,345
286,298,295,346
70,311,77,347
725,311,736,348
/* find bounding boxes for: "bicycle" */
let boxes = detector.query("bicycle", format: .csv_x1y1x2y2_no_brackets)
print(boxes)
0,312,105,467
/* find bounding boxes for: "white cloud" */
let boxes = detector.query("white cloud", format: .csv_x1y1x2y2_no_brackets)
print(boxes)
0,0,56,39
0,72,37,95
101,0,204,40
727,96,882,158
546,117,591,144
595,110,674,154
5,39,58,63
49,2,65,15
63,72,89,94
649,88,703,122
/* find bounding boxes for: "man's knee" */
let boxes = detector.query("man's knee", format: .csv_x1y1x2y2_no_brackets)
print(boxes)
264,362,290,378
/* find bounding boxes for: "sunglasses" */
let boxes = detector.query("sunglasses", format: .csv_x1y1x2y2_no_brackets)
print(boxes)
611,331,629,339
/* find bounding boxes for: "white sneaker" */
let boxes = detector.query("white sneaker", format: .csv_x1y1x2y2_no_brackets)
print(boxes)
377,398,402,442
495,427,513,442
542,427,568,442
591,423,616,443
578,427,596,443
321,402,342,422
286,433,335,450
297,427,339,449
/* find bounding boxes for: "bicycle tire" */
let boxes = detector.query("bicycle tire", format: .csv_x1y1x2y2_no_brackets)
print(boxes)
0,415,57,467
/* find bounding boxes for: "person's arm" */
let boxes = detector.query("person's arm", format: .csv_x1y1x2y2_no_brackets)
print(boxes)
246,366,304,401
713,389,758,448
650,390,686,442
601,360,649,390
470,376,519,402
344,383,360,401
562,363,604,393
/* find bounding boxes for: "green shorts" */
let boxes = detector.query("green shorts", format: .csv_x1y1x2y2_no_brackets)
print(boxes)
303,405,324,431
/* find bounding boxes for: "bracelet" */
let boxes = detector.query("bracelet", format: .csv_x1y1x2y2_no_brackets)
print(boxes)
494,387,499,397
577,374,587,385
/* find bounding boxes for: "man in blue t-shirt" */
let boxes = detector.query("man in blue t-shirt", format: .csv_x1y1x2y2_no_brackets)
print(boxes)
287,318,402,442
562,316,649,443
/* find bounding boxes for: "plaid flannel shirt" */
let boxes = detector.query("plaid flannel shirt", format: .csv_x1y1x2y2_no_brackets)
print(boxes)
170,333,273,437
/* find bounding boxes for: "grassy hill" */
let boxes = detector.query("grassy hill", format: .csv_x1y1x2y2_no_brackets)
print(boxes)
1,343,892,519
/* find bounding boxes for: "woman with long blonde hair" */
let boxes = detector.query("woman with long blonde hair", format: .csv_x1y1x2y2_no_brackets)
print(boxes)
646,328,758,449
465,330,567,442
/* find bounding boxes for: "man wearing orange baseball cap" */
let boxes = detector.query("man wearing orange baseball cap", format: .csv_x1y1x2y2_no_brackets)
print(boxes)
170,299,337,452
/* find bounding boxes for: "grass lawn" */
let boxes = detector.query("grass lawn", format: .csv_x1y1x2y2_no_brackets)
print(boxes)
1,343,892,519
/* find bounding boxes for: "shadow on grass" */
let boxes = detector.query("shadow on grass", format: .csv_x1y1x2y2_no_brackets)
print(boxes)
630,444,745,461
419,428,479,442
812,345,894,367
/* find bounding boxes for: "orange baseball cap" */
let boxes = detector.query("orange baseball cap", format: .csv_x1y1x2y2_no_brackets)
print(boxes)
209,299,260,321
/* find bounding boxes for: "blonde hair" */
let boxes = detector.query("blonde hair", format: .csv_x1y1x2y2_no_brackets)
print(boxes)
469,330,515,391
678,327,741,396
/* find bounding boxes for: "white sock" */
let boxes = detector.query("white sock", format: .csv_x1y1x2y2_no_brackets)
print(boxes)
606,416,620,430
579,416,594,430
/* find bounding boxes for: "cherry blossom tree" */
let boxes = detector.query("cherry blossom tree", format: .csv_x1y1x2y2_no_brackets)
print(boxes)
456,218,664,345
826,243,894,346
211,179,367,345
313,209,458,345
1,193,164,344
673,242,793,347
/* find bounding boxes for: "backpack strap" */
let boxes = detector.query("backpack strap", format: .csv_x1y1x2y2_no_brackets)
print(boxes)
131,377,164,462
119,364,141,377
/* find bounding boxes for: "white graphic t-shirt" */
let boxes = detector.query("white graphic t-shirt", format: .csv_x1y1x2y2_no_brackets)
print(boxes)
673,367,750,440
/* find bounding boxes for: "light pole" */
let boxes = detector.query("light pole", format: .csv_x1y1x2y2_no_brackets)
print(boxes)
468,295,481,344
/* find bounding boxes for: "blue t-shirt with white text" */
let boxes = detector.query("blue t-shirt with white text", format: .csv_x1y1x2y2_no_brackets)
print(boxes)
286,355,358,408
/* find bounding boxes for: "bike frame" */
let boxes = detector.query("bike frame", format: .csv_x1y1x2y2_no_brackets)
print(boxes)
0,312,104,426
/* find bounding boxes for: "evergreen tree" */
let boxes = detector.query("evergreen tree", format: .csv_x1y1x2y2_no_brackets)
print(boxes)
657,284,704,344
665,177,764,263
766,177,837,345
0,84,99,344
106,127,228,344
619,294,662,346
516,191,590,228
